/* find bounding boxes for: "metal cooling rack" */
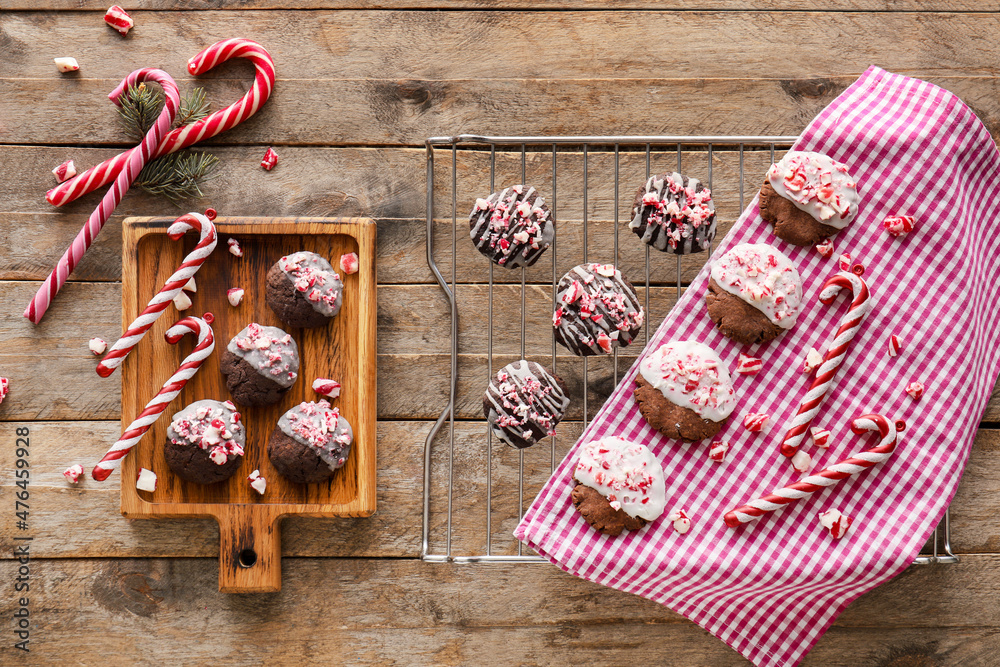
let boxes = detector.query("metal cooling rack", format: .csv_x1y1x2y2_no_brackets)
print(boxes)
421,134,957,565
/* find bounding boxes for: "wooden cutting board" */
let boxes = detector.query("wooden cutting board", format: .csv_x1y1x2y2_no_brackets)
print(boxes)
117,216,377,593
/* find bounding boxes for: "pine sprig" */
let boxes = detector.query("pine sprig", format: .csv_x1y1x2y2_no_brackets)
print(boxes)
134,152,219,204
117,84,217,203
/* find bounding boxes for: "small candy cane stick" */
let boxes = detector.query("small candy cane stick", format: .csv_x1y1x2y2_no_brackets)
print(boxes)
47,39,275,207
780,266,871,459
25,69,180,324
725,414,904,527
96,211,218,377
92,317,214,481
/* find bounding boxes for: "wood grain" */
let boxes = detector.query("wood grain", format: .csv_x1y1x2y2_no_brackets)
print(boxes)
119,217,377,592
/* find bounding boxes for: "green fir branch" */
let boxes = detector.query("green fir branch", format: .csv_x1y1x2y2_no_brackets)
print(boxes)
134,152,219,204
118,82,163,142
175,87,211,128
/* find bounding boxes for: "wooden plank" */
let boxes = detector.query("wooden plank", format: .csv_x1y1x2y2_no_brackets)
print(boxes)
5,75,1000,146
1,419,995,559
5,13,1000,83
1,556,1000,665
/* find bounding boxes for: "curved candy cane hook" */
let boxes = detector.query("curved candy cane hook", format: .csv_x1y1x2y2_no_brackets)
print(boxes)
725,414,904,527
46,38,276,207
780,265,872,459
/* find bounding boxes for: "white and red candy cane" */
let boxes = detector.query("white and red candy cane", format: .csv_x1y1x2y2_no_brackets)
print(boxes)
92,316,214,481
25,68,180,324
96,211,218,378
47,39,275,207
725,414,904,527
780,266,871,459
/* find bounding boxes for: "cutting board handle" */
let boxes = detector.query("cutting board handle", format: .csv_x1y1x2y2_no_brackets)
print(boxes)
216,505,281,593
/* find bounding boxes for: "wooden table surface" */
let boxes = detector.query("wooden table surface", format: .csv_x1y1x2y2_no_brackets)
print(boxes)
3,3,1000,665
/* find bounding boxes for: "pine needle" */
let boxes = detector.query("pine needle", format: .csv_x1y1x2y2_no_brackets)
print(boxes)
134,152,219,204
118,82,163,141
175,88,210,128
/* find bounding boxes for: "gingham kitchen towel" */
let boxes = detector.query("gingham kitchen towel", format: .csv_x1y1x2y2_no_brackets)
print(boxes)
515,66,1000,667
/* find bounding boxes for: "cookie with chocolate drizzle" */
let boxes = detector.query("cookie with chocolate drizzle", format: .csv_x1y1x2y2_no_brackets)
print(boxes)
469,185,552,268
553,263,644,356
629,172,716,254
483,360,570,449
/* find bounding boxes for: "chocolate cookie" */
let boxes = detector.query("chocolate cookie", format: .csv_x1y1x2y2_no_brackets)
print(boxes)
553,263,644,356
164,399,245,484
220,323,299,406
268,400,353,484
629,172,715,254
266,251,344,328
571,436,665,536
706,243,802,345
469,185,552,268
760,151,860,246
633,341,736,441
483,360,570,449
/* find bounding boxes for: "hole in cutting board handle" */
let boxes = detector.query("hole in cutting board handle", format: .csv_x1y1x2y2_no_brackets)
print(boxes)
238,548,258,568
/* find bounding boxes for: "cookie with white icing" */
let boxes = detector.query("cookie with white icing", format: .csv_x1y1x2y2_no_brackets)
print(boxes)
268,400,353,484
483,360,570,449
164,399,245,484
705,243,802,345
571,436,666,536
469,185,553,268
633,341,737,441
220,323,300,406
266,251,344,328
553,263,644,356
629,172,715,254
759,151,860,245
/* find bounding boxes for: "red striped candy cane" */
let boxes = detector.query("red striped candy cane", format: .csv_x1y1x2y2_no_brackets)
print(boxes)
92,316,215,481
25,69,180,324
96,211,218,378
724,414,904,527
780,266,871,459
47,39,275,207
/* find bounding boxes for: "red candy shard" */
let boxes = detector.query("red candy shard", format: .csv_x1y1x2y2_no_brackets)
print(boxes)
838,252,852,271
791,450,812,473
801,347,823,374
743,412,769,433
883,215,915,237
905,381,924,401
63,463,84,484
312,378,342,398
227,238,243,257
340,252,359,275
814,238,834,258
810,427,831,449
735,353,763,375
261,147,279,171
52,159,77,182
0,377,9,404
888,334,902,358
819,509,852,539
104,5,134,35
708,441,729,462
667,509,691,534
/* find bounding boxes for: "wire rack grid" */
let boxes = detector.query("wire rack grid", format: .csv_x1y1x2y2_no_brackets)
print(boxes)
421,134,957,565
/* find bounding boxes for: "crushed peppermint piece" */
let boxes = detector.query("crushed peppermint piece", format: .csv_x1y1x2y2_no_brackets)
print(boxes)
639,341,736,422
227,287,244,307
63,464,84,484
743,413,769,433
819,509,852,539
340,252,359,274
0,377,8,404
767,151,859,228
89,337,107,355
136,468,157,492
54,57,80,73
838,253,852,271
668,509,692,534
52,159,77,182
182,276,197,293
802,347,823,373
173,291,192,311
312,378,341,398
261,147,279,171
710,243,802,329
815,238,834,258
883,215,915,237
905,381,924,401
888,334,902,358
247,469,267,495
708,441,729,463
810,427,831,449
791,450,812,473
735,354,763,375
104,5,134,35
227,238,243,257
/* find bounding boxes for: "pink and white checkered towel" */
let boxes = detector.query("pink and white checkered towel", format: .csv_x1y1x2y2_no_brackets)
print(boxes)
514,66,1000,666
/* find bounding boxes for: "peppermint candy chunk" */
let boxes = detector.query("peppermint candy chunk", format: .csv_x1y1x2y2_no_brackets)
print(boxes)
802,347,823,373
312,378,342,398
810,427,831,449
89,337,107,355
227,287,245,306
261,147,279,171
173,291,192,311
182,276,197,293
340,252,359,275
136,468,157,492
63,464,84,484
791,450,812,473
743,412,769,433
52,159,77,182
815,238,834,258
888,334,902,358
735,354,763,375
228,238,243,257
906,381,924,400
104,5,134,35
0,377,8,404
883,215,915,237
668,509,691,534
248,469,267,495
54,57,80,73
819,509,852,539
708,441,729,463
838,252,852,271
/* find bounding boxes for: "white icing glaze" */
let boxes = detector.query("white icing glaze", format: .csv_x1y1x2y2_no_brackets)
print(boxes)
710,243,802,329
766,151,859,229
638,340,736,422
574,436,666,521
